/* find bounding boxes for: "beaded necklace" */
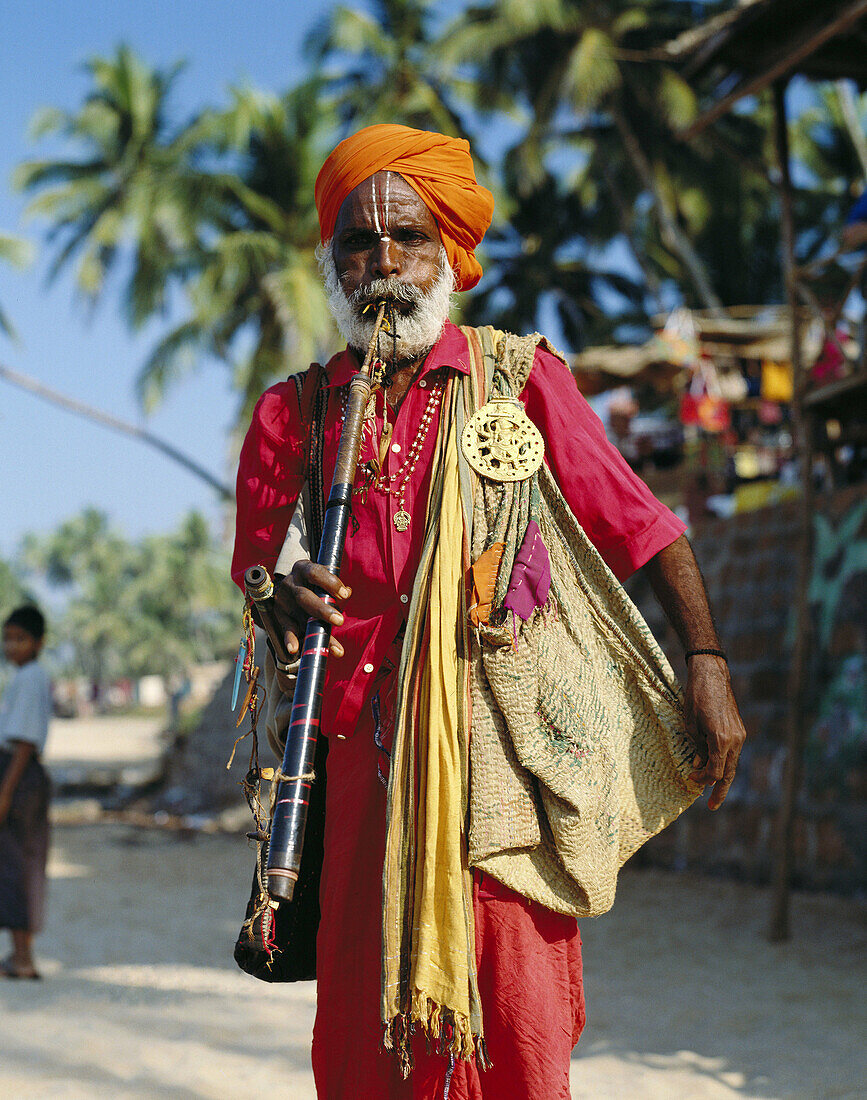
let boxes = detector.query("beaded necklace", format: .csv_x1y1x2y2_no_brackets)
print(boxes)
345,372,445,530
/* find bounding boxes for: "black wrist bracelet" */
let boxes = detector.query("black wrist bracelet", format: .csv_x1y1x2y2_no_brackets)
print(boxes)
685,648,727,661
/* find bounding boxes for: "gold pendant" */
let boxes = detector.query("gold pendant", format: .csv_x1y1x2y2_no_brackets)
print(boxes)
393,509,411,531
461,398,544,482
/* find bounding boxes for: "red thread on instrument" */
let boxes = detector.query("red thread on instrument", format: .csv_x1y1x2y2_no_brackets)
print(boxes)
262,908,278,956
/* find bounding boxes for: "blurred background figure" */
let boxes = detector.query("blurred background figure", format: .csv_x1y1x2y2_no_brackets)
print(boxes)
0,604,52,979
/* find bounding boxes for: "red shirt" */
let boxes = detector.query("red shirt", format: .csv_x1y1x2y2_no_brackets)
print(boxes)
232,321,685,739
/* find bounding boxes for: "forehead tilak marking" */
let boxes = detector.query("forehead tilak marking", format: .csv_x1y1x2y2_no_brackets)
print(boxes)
369,175,381,234
371,173,392,235
382,173,391,229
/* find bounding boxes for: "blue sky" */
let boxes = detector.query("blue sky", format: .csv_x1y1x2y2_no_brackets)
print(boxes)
0,2,828,561
0,0,441,556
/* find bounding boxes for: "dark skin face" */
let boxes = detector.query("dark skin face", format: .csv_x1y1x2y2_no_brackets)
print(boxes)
274,173,446,660
2,624,42,668
332,171,444,398
332,170,443,306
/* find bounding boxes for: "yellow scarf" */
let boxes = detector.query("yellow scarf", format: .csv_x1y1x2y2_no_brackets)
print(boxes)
380,367,488,1072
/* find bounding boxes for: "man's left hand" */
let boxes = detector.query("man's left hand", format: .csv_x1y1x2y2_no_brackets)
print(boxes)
684,654,747,810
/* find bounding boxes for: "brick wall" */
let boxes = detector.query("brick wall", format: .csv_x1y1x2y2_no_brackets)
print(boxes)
626,484,867,893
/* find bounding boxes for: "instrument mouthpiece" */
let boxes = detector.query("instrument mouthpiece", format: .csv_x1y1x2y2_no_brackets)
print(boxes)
244,564,274,602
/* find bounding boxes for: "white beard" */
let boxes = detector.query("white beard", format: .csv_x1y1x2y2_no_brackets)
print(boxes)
318,241,456,361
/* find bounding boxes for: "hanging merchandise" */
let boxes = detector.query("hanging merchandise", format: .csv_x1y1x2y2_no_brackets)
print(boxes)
696,394,730,433
733,445,761,480
679,391,701,425
716,365,748,403
679,349,730,434
654,307,700,367
761,360,794,402
758,400,784,426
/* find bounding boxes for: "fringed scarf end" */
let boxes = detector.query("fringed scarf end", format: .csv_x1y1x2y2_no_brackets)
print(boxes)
384,995,484,1078
382,1015,415,1079
475,1036,493,1071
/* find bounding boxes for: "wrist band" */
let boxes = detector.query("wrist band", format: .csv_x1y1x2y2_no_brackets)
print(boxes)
685,648,727,661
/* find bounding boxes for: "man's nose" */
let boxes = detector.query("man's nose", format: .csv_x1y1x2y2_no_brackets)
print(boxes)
369,236,401,279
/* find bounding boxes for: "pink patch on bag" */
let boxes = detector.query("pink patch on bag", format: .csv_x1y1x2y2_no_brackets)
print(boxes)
503,521,551,621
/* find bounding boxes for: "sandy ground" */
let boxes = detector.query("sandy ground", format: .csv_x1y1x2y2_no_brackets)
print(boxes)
1,717,864,1099
43,714,167,789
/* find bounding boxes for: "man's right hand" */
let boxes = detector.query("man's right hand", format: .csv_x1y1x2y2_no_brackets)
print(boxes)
274,559,350,660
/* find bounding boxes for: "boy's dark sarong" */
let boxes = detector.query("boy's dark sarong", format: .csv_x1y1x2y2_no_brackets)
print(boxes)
0,750,50,932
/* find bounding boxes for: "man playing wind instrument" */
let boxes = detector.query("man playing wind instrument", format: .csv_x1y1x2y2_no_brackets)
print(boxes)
232,124,746,1099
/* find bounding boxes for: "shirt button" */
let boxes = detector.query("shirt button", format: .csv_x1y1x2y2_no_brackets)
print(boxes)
363,662,374,673
418,379,427,388
391,442,401,453
400,594,408,604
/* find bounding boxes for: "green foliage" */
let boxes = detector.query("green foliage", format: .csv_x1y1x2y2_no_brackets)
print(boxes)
142,80,339,426
307,0,478,141
11,8,867,410
20,508,239,685
0,232,35,338
17,50,338,427
0,556,33,612
16,46,201,327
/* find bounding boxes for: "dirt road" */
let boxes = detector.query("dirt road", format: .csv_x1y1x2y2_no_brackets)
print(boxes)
0,821,863,1099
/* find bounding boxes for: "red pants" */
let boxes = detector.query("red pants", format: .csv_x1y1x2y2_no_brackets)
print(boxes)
312,684,585,1099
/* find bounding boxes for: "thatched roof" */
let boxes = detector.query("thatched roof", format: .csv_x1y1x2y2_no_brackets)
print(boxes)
571,306,831,393
665,306,825,362
668,0,867,137
571,344,683,394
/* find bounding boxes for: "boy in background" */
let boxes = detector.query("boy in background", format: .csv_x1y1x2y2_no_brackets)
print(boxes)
0,605,52,979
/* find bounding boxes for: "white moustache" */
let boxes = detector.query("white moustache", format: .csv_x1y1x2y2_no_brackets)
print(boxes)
319,243,456,360
350,278,421,310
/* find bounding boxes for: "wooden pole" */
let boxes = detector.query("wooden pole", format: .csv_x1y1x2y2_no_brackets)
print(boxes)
680,0,867,140
768,80,815,943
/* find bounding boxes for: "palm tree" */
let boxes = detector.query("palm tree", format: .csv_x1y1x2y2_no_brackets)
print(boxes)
0,556,33,613
440,0,728,314
464,155,646,346
22,508,238,686
137,81,338,426
15,46,201,327
307,0,484,142
126,511,239,676
17,50,339,429
0,233,34,338
21,509,137,689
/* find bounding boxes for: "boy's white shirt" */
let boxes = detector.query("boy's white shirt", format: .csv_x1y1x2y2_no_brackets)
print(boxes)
0,661,52,754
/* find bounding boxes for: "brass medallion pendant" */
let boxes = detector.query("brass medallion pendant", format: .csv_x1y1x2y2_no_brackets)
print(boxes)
461,398,545,482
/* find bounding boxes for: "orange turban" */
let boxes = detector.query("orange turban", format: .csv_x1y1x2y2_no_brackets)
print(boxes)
315,124,494,291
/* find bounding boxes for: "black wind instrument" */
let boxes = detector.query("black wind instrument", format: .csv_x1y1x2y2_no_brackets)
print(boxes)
250,302,389,904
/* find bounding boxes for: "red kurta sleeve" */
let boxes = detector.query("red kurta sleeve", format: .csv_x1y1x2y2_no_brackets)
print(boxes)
520,345,686,581
231,381,307,590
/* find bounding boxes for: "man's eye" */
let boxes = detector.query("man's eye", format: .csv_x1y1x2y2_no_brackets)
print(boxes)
343,233,373,250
